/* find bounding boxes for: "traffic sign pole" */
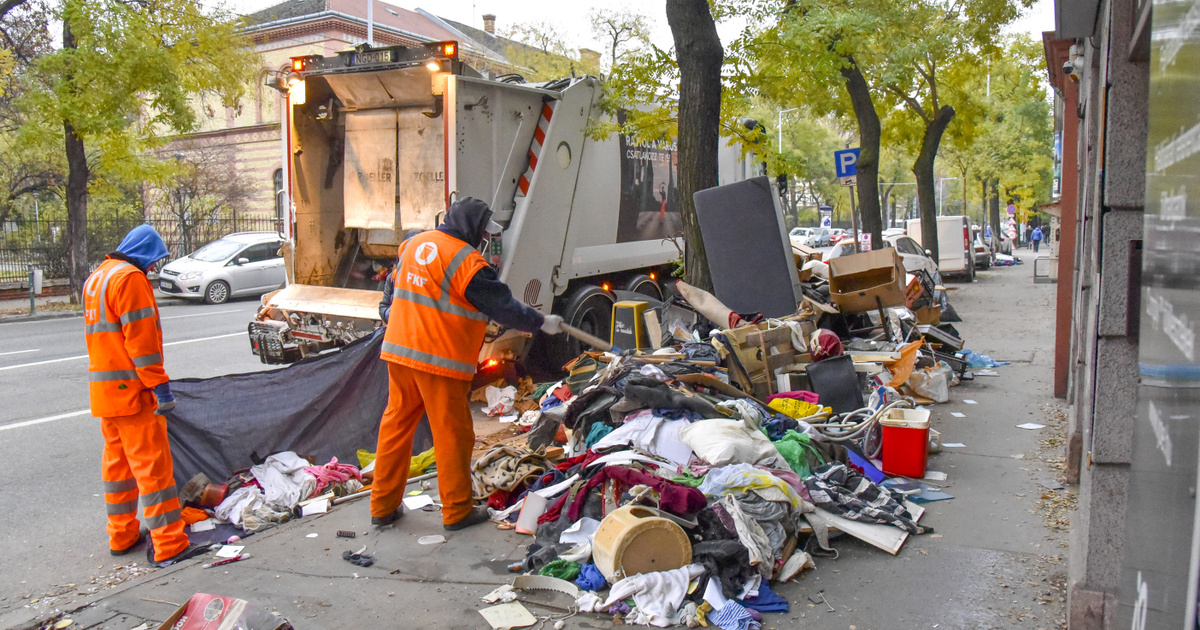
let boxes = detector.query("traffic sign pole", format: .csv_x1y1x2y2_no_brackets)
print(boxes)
849,185,860,253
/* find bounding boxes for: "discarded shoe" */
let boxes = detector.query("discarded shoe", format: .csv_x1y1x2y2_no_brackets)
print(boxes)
443,507,489,531
371,507,404,527
147,542,210,568
110,531,146,556
342,550,375,567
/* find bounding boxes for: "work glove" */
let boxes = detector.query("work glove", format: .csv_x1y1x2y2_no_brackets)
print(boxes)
154,383,176,414
541,314,564,335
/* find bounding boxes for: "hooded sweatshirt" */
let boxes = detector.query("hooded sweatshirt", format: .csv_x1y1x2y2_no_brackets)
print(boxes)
110,224,170,273
379,198,544,333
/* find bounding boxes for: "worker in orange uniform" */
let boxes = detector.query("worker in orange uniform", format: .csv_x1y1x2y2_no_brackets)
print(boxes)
85,225,207,567
372,197,563,530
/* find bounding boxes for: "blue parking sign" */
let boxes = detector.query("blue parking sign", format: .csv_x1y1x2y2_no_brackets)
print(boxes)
834,148,860,178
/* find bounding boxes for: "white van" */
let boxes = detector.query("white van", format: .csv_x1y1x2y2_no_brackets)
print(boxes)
906,216,974,281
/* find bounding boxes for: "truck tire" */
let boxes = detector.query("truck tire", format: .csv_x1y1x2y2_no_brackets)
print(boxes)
543,284,615,370
624,274,663,300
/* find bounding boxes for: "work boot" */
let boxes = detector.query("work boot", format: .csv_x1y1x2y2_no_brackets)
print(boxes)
371,507,404,528
110,531,146,557
147,542,210,569
443,507,489,531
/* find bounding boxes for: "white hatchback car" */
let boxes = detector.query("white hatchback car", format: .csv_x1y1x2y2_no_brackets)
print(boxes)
158,231,286,304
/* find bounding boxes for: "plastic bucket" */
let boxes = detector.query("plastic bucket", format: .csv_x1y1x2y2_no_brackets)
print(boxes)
880,408,931,478
592,505,691,582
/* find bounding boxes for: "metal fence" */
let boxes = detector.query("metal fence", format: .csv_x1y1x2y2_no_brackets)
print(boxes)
0,215,280,282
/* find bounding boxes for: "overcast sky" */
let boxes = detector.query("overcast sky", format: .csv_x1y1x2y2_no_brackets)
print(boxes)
230,0,1056,52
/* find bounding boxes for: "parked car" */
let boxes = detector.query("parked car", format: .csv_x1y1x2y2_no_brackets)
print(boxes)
158,231,286,304
808,227,833,247
828,228,848,244
971,229,992,269
790,227,815,247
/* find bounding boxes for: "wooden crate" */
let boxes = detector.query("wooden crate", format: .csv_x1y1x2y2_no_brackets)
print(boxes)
721,324,796,399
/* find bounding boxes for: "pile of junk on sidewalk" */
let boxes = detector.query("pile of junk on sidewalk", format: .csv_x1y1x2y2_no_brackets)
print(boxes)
149,178,1009,629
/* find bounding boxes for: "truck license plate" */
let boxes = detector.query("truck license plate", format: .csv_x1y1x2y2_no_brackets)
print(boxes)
352,50,392,66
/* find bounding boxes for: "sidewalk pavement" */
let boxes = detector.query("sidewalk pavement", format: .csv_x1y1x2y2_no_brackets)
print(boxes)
0,293,195,322
3,263,1070,630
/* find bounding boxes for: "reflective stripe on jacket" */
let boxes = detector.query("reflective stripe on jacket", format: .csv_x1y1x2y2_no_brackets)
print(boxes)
84,257,168,417
380,230,490,380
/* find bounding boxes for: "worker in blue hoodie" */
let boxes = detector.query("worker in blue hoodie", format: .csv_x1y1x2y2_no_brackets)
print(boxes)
84,225,208,568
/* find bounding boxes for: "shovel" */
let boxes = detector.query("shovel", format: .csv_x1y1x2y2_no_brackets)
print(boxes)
560,322,619,353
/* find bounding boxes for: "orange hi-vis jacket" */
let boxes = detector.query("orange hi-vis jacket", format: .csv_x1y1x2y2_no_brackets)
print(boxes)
84,257,168,417
381,230,490,380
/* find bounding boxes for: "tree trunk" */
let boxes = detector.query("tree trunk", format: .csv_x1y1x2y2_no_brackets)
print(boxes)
989,178,1001,251
63,18,88,303
880,182,894,229
911,105,955,262
666,0,722,292
840,60,882,249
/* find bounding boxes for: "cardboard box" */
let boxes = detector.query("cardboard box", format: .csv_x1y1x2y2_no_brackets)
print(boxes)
157,593,294,630
827,249,907,313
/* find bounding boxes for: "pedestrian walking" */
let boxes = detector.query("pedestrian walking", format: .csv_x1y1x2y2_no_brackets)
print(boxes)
1031,226,1043,252
371,197,563,531
85,225,207,568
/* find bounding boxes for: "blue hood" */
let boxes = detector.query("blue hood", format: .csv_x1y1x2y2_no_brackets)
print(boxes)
116,224,170,271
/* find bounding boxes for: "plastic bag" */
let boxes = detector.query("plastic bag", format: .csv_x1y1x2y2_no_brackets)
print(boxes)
907,366,949,403
484,385,517,415
767,398,828,420
680,419,789,469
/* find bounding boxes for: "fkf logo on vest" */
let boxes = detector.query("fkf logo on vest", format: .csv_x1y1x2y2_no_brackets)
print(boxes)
407,242,439,288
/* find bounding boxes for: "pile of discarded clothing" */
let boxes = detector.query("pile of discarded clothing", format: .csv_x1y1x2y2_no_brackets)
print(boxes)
472,349,939,627
178,452,365,540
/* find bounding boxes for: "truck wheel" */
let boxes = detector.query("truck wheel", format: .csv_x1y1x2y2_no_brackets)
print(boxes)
542,284,615,370
624,274,663,301
205,280,230,304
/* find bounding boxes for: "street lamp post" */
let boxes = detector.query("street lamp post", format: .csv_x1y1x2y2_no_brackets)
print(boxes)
777,107,799,154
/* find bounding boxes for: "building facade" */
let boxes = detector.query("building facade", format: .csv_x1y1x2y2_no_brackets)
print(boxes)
1047,0,1200,627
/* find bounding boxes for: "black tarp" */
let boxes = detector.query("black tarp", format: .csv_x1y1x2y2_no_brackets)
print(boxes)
166,329,431,487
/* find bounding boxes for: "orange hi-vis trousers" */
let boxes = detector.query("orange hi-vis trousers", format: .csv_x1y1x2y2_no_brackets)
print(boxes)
101,390,188,562
371,362,476,525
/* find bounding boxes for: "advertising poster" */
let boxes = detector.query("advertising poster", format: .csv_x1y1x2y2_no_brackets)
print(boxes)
616,112,681,243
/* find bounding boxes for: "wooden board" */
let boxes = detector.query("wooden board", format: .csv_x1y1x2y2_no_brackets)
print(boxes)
263,284,383,321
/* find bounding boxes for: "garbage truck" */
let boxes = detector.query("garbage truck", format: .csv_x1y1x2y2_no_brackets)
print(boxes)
249,40,757,370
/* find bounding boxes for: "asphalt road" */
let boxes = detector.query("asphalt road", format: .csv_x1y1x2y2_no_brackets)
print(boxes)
0,297,269,613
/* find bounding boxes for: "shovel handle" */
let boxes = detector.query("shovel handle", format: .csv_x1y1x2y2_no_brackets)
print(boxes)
560,323,613,352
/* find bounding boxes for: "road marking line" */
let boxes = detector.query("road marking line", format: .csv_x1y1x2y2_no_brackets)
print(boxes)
0,332,244,371
0,409,91,432
0,354,86,371
164,332,243,347
161,309,242,320
0,349,39,357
